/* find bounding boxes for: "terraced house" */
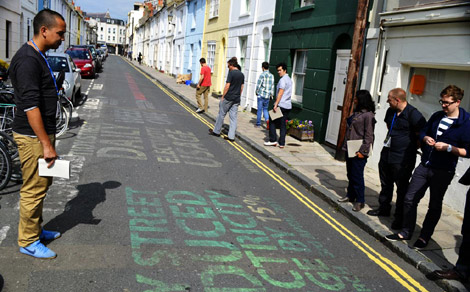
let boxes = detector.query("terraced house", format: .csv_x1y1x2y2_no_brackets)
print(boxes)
183,0,206,85
270,0,360,144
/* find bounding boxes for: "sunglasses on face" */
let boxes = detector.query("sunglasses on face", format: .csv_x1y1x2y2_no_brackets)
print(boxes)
439,99,457,106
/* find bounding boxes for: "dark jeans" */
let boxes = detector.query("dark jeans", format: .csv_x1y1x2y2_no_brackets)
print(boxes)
455,188,470,278
269,107,290,146
399,164,455,241
378,158,415,222
346,156,368,203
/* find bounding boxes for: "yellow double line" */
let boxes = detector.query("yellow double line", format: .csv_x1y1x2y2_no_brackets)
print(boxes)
125,58,428,292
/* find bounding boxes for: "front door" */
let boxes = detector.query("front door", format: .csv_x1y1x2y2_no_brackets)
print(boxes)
325,50,350,145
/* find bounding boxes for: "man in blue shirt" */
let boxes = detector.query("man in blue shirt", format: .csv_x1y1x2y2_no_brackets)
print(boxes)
386,85,470,249
255,62,274,127
264,62,292,149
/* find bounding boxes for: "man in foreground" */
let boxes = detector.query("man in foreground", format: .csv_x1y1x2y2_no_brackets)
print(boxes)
9,9,66,259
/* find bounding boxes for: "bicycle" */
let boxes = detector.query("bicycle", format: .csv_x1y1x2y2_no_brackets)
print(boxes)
0,138,12,191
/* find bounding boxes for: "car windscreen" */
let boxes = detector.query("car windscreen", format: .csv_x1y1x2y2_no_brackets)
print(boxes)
46,56,70,72
66,50,90,60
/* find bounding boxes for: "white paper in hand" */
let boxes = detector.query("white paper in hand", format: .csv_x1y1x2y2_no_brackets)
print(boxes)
38,159,70,179
269,109,283,120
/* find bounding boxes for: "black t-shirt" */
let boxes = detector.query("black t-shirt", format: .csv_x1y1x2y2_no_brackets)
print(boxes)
10,43,57,136
225,69,244,103
381,104,426,164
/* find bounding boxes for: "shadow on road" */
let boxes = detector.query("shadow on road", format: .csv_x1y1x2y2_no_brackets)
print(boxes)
0,273,3,292
44,181,121,235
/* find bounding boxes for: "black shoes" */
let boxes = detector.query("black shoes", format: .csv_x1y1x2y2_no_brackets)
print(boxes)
366,208,390,217
426,269,468,282
385,233,410,241
412,238,428,250
224,136,235,142
390,220,402,230
208,129,220,137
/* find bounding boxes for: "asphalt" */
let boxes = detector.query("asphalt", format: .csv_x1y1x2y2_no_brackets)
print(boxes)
127,57,469,292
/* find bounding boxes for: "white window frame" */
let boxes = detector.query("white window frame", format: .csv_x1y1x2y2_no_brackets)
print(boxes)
238,36,248,69
207,41,216,72
191,2,197,29
209,0,219,18
189,44,194,70
292,50,308,103
300,0,314,7
240,0,251,16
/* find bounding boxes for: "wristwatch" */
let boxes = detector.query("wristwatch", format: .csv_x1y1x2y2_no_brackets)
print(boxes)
447,144,452,152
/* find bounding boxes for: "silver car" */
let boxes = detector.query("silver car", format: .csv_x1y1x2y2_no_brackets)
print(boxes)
46,52,82,105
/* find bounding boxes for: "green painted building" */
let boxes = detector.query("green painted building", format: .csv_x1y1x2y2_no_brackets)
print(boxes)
270,0,362,144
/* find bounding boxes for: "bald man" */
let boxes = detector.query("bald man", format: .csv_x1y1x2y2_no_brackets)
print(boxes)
367,88,425,230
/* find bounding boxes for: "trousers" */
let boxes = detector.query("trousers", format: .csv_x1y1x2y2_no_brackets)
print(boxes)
346,156,368,203
268,107,290,146
196,86,210,112
399,164,454,241
14,133,55,247
213,99,239,140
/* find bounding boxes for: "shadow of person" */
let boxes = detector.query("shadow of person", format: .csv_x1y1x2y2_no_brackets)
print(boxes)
0,273,3,292
44,181,121,235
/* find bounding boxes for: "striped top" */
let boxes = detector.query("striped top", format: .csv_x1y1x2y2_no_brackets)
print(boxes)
436,117,455,137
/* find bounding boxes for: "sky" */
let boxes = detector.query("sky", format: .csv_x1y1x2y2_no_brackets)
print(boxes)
75,0,135,22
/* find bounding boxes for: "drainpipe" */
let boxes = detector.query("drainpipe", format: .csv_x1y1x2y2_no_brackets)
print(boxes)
369,20,385,103
244,0,260,111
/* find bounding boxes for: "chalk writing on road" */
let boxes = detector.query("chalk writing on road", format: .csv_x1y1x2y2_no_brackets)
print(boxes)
125,187,371,291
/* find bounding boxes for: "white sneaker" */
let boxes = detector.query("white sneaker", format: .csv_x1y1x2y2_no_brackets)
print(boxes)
196,108,204,113
264,141,278,146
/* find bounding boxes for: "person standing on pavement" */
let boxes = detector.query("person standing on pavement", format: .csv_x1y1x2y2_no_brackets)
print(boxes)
255,62,274,128
427,167,470,282
9,9,65,259
367,88,426,230
195,58,211,113
208,58,244,142
264,62,292,149
386,85,470,249
338,90,376,212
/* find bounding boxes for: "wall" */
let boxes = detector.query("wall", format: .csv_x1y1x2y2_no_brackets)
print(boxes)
183,0,205,85
0,1,21,62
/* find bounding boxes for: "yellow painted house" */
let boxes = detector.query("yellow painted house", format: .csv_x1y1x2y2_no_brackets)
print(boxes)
201,0,231,96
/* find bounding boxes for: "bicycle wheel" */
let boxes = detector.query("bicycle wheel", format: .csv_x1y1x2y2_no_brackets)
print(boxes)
0,131,18,160
0,141,12,191
56,103,71,137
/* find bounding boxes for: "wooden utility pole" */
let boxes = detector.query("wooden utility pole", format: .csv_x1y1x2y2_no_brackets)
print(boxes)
335,0,370,160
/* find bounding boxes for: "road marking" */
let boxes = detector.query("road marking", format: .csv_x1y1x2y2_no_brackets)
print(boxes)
0,225,10,245
124,57,429,292
92,84,103,90
85,79,95,95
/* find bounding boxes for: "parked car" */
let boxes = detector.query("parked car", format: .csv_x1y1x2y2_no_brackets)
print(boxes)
46,52,81,105
100,45,108,58
72,45,102,71
65,47,96,79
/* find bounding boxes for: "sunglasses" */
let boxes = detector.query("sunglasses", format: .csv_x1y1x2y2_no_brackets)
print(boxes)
439,99,457,106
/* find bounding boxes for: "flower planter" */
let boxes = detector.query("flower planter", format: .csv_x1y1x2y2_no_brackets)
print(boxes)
287,128,314,141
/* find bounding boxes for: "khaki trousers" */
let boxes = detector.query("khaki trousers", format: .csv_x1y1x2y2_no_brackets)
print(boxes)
13,133,55,247
196,86,210,112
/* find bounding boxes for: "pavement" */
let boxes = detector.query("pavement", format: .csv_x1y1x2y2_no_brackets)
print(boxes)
127,58,468,292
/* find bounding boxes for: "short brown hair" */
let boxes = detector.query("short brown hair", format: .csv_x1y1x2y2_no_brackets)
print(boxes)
440,85,464,101
389,88,406,102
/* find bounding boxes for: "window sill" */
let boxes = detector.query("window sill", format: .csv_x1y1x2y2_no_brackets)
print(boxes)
209,15,219,20
292,101,303,108
239,13,250,18
291,5,315,14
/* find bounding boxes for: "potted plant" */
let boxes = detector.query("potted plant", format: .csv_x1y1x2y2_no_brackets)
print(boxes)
286,119,314,141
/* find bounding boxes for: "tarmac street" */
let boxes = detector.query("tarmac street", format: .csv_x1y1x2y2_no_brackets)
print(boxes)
0,56,443,291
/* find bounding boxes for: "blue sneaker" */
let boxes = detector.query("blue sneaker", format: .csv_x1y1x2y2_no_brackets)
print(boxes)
19,240,57,259
39,229,61,241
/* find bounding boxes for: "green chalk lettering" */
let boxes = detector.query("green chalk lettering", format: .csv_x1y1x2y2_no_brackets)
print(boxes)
305,272,346,291
176,219,225,237
126,187,159,206
129,218,168,232
185,240,238,250
245,251,288,268
206,190,244,209
136,274,189,291
128,206,165,218
170,205,217,218
292,258,329,271
237,236,277,250
231,229,266,235
166,191,207,205
309,241,335,258
278,240,311,252
132,250,180,266
220,210,257,229
130,232,173,248
201,265,265,291
257,269,305,289
264,227,295,238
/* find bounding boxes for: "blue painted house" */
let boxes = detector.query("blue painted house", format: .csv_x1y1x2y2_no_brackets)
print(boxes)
183,0,206,85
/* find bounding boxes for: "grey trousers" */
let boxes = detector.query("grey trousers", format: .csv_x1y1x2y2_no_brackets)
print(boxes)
213,99,239,140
